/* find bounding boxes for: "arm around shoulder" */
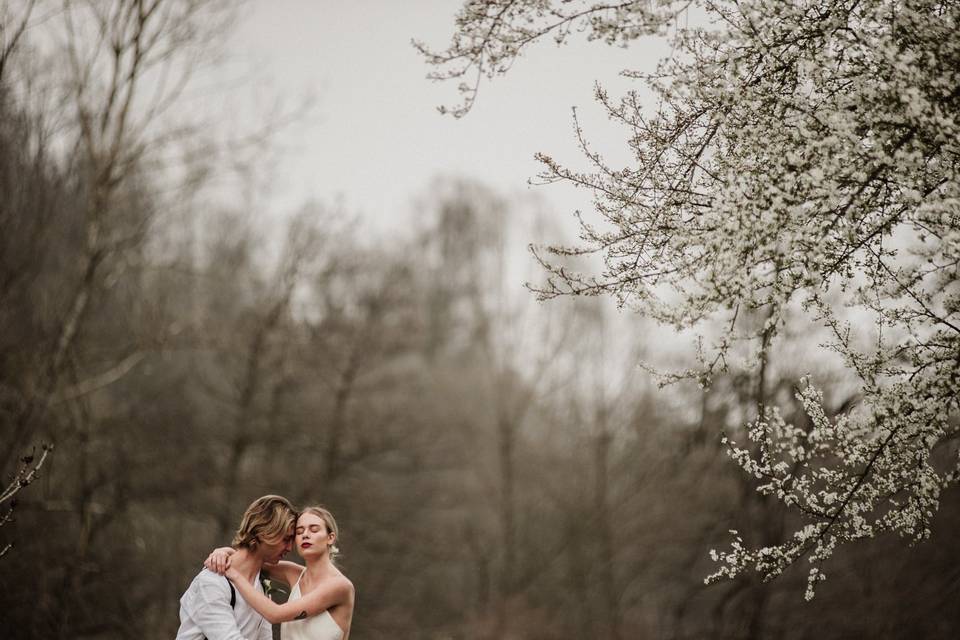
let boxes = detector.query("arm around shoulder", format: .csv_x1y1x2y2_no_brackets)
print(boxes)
229,570,352,625
265,559,304,586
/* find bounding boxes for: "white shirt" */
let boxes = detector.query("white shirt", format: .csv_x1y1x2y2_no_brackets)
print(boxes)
176,569,272,640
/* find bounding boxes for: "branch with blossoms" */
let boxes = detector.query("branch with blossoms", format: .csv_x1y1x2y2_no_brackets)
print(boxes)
414,0,682,117
708,376,959,599
0,443,54,560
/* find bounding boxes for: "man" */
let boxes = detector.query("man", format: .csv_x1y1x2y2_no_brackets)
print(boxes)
176,495,297,640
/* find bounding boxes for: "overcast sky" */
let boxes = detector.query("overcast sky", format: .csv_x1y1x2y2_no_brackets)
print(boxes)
217,1,670,235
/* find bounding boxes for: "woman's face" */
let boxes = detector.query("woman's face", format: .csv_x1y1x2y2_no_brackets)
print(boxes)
295,512,333,557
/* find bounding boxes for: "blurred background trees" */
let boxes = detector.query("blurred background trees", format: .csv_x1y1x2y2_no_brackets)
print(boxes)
1,1,958,639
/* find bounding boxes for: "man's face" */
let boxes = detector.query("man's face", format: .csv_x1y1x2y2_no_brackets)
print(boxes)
259,528,294,565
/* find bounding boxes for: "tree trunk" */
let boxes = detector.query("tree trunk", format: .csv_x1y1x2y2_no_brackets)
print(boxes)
494,412,516,638
594,428,622,640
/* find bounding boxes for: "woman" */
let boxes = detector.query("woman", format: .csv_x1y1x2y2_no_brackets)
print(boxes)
207,506,354,640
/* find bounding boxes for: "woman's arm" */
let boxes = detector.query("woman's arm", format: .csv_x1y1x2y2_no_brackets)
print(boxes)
269,560,304,586
204,550,301,584
226,568,352,625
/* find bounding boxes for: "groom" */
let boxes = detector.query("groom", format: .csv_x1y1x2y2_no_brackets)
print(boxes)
176,495,296,640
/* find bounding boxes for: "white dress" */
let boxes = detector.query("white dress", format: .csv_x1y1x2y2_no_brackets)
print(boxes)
280,570,345,640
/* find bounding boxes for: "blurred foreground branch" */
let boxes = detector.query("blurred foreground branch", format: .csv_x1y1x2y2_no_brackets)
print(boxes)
0,442,53,559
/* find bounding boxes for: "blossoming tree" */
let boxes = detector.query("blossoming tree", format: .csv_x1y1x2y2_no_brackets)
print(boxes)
419,0,960,598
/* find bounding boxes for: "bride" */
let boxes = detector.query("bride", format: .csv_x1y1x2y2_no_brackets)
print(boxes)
208,506,354,640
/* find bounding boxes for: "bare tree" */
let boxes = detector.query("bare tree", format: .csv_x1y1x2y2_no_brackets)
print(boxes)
0,0,37,82
215,209,324,540
3,0,234,467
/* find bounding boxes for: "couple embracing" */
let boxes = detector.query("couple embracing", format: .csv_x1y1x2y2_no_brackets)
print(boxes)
176,495,354,640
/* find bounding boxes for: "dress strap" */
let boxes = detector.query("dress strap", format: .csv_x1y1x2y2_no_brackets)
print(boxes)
292,568,307,590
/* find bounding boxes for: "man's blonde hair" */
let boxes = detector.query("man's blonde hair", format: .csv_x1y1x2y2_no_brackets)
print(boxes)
232,495,297,549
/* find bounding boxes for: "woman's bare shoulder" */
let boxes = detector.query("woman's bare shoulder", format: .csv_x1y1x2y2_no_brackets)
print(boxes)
331,572,355,600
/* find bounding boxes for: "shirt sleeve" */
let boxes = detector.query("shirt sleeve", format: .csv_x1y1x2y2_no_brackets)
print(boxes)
257,618,274,640
184,575,252,640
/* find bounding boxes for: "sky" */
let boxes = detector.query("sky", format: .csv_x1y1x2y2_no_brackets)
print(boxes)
196,1,688,374
217,1,671,235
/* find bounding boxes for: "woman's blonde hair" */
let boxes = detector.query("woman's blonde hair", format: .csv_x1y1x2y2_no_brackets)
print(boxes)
232,495,297,549
299,505,341,560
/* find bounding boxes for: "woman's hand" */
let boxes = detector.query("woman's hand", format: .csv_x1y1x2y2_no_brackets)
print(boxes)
204,546,235,575
225,565,242,583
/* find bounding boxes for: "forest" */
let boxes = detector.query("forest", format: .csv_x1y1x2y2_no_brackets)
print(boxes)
2,1,959,639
